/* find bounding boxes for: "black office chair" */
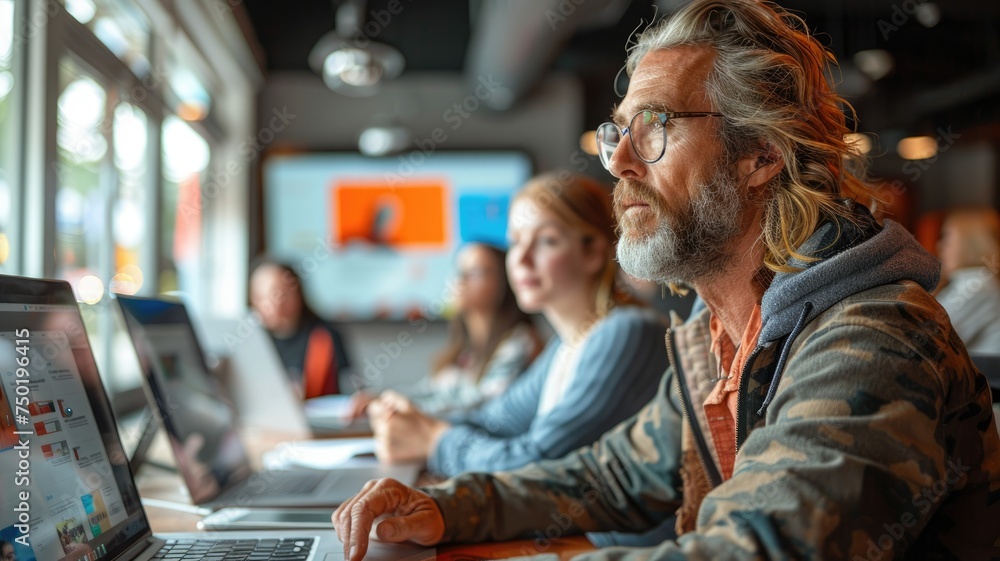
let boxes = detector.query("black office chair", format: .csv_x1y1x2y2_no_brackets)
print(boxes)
970,353,1000,437
970,353,1000,401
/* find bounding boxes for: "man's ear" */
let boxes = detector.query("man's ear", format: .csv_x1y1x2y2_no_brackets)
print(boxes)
737,141,784,190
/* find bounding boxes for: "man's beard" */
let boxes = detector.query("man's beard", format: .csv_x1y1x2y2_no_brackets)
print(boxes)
615,165,747,285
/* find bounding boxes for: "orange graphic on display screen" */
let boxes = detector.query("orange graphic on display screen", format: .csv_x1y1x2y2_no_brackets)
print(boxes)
334,181,448,247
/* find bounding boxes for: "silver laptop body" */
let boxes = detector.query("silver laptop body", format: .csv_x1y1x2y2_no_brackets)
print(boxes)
0,274,432,561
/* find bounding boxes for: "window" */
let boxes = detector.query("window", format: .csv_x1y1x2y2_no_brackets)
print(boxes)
111,102,148,295
55,56,154,391
63,0,151,77
0,0,16,273
165,39,213,122
160,115,210,296
55,57,108,297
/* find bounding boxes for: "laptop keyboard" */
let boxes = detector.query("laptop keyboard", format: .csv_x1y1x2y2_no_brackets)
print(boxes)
154,538,315,561
256,471,327,495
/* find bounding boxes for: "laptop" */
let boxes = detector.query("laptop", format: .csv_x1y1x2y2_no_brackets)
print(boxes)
114,294,418,509
173,311,313,438
192,314,370,437
0,274,433,561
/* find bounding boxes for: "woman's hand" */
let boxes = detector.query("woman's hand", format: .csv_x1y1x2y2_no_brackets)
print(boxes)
332,478,445,561
369,390,415,418
347,391,376,420
372,407,450,465
368,390,415,432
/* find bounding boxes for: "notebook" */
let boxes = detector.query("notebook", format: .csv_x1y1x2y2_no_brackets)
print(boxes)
114,295,417,509
0,274,433,561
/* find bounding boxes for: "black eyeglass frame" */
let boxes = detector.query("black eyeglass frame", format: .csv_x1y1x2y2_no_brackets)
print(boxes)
596,110,723,169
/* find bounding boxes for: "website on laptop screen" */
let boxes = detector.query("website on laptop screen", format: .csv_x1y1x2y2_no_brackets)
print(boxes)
117,297,252,504
0,300,148,561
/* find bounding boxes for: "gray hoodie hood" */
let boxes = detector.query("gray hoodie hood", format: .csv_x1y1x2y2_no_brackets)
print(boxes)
759,213,941,344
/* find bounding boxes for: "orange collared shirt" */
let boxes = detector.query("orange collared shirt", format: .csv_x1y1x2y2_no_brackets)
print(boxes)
704,304,762,481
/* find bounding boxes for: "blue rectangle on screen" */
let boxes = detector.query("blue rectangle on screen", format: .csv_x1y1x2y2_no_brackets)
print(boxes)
458,194,510,247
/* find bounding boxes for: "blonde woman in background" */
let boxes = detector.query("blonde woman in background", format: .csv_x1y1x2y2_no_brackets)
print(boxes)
368,172,669,477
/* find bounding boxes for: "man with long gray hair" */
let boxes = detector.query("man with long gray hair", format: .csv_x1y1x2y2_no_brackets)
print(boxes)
333,1,1000,559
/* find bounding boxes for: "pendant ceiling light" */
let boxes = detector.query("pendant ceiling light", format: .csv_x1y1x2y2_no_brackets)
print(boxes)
308,1,405,97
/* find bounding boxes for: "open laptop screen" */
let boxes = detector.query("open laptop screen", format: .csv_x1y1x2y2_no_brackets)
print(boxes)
0,276,148,561
115,296,253,504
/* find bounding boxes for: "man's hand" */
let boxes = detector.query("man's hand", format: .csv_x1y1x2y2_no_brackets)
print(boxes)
332,478,445,561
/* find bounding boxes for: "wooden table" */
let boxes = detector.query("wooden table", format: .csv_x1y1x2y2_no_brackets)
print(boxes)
436,536,595,560
136,429,597,560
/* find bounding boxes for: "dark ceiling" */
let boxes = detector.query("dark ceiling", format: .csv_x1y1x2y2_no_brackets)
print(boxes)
243,0,474,72
242,0,1000,146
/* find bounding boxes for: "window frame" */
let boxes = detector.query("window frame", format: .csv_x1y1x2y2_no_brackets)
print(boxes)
1,0,28,275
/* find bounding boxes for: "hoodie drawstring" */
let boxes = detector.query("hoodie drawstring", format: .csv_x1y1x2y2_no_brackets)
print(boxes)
757,301,813,417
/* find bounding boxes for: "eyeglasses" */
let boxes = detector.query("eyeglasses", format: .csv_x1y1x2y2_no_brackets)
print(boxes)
596,110,723,169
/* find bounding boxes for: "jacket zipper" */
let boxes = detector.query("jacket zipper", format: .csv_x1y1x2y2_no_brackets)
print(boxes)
666,328,723,488
734,346,764,459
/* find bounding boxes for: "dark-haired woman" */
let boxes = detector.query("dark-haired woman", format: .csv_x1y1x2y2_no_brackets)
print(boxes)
249,260,353,398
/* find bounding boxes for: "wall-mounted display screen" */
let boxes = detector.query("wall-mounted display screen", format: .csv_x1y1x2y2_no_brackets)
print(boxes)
263,151,533,320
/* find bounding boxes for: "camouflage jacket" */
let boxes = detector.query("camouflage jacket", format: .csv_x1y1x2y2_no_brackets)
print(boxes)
424,213,1000,560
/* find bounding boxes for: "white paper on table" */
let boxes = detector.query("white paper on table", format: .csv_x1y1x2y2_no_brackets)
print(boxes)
303,394,355,420
262,437,377,470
